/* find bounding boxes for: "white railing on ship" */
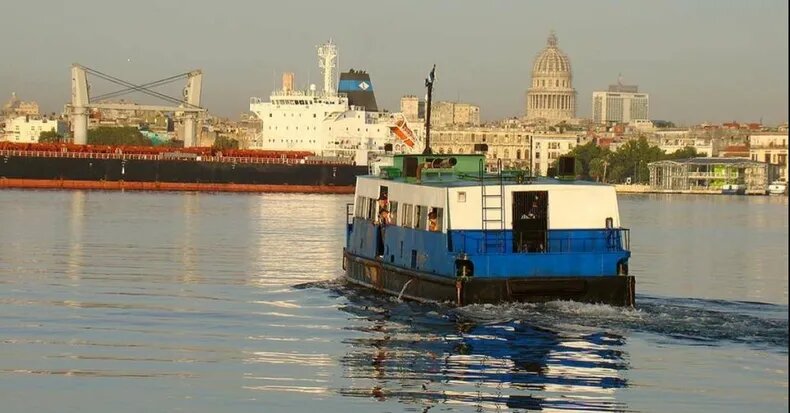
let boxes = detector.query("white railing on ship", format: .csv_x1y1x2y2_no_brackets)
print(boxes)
0,150,356,165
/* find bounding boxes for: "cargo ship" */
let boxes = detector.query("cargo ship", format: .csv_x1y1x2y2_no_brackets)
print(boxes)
0,142,368,193
0,40,421,193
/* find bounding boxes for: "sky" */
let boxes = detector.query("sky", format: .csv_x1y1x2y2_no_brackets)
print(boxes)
1,0,787,125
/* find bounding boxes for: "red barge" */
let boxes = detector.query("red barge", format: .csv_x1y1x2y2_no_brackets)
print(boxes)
0,142,365,194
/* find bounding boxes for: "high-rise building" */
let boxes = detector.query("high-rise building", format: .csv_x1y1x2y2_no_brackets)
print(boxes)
525,31,576,123
592,79,649,124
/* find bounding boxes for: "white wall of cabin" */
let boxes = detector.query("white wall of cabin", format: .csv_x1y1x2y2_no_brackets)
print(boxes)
355,179,623,232
447,184,622,230
355,177,449,228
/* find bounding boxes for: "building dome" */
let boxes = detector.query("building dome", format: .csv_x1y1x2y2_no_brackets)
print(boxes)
525,31,576,123
532,33,572,75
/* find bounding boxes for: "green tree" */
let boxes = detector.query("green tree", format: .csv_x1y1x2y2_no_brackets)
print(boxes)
606,137,666,184
589,158,606,182
564,141,611,179
213,135,239,151
666,146,698,160
39,130,63,143
87,127,152,146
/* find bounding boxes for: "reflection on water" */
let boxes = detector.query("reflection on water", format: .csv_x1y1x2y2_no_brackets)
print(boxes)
0,190,786,412
67,191,85,280
336,291,629,412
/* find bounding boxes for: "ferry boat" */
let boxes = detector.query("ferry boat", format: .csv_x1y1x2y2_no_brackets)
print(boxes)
342,66,634,307
342,154,635,306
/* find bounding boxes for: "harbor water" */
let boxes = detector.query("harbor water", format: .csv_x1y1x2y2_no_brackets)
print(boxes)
0,190,787,412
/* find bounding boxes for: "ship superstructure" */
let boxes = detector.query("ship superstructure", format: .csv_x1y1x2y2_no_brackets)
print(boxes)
249,40,421,165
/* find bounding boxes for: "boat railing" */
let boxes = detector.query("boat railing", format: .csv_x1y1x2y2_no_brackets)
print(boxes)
456,228,630,254
0,149,356,166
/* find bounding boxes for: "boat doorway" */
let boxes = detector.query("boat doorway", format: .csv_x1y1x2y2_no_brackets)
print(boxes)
512,191,548,252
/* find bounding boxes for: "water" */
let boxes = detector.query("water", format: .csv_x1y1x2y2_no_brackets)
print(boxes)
0,190,786,412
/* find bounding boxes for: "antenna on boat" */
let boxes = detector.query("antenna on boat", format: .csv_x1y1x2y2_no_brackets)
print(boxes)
423,64,436,155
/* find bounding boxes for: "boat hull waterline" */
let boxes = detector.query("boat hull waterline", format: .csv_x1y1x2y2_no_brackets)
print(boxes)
344,250,636,307
0,154,365,193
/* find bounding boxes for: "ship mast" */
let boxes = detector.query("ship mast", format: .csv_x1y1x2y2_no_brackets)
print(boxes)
423,65,436,155
317,40,338,96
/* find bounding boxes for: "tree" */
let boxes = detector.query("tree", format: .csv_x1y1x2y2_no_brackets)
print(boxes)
213,135,239,151
87,127,152,146
589,158,606,182
564,141,611,179
667,146,698,160
606,137,666,184
39,130,63,143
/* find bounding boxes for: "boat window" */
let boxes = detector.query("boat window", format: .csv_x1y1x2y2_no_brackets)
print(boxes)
457,191,466,203
429,207,443,232
368,197,378,221
403,204,414,227
415,206,428,230
389,201,399,226
355,196,364,218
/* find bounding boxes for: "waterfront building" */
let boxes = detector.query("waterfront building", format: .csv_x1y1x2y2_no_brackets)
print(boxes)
530,133,579,176
525,31,576,124
2,93,40,117
648,158,769,194
431,126,580,176
432,101,481,128
2,115,67,143
400,96,480,127
592,80,649,124
431,127,531,169
748,133,788,181
653,129,719,157
400,96,423,123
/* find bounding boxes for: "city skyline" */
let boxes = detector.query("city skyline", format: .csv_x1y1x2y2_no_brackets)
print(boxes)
0,0,787,125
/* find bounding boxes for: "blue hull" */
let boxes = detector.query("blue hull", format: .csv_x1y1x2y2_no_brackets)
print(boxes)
343,250,636,307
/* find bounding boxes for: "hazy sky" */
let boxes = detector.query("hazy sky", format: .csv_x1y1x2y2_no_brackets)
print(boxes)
1,0,787,125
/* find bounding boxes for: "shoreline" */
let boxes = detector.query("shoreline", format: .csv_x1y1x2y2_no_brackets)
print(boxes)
614,184,772,196
0,178,355,194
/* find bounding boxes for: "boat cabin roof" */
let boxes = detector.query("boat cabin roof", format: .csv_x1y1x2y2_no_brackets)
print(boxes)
372,153,607,188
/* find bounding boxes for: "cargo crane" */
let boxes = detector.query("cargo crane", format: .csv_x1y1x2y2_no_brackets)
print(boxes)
69,64,206,147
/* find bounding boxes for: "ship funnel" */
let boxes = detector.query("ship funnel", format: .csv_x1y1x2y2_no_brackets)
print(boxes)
338,69,378,111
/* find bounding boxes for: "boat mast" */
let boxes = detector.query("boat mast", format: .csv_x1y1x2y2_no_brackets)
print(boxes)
318,40,338,97
423,65,436,155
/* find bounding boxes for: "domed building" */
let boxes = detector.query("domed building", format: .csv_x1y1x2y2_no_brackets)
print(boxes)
525,31,576,123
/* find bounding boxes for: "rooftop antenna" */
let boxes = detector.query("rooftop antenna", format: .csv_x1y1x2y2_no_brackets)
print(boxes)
423,64,436,155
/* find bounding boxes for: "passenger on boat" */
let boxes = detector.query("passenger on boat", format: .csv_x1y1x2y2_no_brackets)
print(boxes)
379,208,391,225
377,194,388,211
376,208,390,258
428,210,438,231
523,196,540,219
